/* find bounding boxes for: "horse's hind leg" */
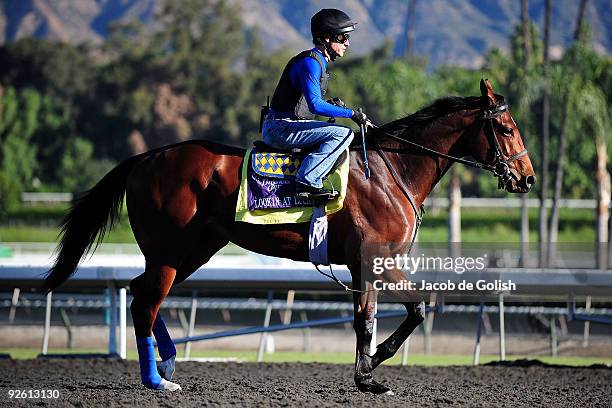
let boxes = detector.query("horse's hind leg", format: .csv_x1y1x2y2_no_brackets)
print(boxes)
130,262,181,391
130,272,177,382
148,227,229,382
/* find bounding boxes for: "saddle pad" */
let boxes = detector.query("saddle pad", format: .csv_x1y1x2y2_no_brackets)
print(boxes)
235,148,350,224
252,151,301,179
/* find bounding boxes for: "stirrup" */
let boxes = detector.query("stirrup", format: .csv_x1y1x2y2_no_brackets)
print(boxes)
295,183,338,202
295,190,338,202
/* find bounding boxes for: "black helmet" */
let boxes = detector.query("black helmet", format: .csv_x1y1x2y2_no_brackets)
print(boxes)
311,8,356,40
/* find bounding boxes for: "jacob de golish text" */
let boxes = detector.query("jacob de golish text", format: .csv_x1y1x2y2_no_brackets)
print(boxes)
373,279,516,292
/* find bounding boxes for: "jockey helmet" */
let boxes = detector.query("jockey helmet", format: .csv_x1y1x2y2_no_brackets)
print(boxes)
311,9,356,44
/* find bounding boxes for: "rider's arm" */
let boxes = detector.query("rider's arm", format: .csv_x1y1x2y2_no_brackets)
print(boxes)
290,57,354,119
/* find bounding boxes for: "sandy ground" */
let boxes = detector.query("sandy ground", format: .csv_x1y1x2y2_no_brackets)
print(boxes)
1,358,611,407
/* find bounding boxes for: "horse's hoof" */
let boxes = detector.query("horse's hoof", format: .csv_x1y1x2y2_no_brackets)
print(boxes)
355,377,392,395
157,356,176,381
156,378,181,391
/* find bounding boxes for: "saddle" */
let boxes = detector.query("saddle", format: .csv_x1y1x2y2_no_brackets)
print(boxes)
247,141,347,210
251,141,347,179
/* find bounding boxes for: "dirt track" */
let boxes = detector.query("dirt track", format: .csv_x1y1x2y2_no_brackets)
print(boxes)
1,359,611,407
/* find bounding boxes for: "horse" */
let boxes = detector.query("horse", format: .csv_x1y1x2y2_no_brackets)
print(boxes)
43,79,535,395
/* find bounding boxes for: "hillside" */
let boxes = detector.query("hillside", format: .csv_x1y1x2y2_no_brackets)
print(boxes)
1,0,610,68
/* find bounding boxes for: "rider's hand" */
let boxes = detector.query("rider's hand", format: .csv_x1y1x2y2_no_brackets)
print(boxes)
351,110,368,126
327,97,346,107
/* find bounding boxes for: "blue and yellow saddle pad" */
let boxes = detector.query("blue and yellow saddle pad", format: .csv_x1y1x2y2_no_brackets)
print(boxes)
252,151,302,179
235,147,350,224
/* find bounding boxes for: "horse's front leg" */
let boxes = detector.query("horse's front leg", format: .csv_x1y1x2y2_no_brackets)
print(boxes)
370,301,424,370
368,265,425,370
352,287,393,395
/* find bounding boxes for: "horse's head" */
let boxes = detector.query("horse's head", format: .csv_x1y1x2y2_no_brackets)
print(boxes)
470,79,536,193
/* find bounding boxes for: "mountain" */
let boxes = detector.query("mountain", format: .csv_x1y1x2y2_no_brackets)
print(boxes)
1,0,610,68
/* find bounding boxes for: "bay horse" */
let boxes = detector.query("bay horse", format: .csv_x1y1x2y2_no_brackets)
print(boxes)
44,79,535,395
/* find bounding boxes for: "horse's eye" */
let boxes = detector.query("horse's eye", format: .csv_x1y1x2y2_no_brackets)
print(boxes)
503,127,514,136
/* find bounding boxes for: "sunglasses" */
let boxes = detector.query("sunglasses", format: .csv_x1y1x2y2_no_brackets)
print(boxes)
332,33,350,44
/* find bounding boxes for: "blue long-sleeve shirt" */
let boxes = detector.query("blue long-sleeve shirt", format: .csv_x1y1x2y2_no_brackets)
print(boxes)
288,48,354,119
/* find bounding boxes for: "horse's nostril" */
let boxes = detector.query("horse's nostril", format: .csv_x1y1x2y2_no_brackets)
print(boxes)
526,175,536,186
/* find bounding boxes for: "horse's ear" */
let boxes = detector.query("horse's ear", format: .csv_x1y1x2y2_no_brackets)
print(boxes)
480,78,496,105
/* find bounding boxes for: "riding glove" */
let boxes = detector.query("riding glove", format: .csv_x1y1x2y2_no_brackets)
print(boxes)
351,110,368,126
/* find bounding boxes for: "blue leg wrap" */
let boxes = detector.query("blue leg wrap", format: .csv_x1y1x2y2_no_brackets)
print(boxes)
153,314,176,361
136,336,162,389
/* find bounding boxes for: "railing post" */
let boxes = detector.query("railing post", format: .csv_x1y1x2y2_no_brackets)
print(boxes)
369,300,378,355
424,293,437,355
520,194,530,267
59,308,72,349
498,294,506,361
257,291,274,362
119,287,127,359
448,169,461,258
300,311,311,353
41,291,52,355
550,316,558,357
184,291,198,359
9,287,20,324
282,290,295,324
473,300,484,366
583,296,591,347
401,337,410,366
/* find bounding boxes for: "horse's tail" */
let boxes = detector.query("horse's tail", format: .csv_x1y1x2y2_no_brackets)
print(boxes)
42,154,146,292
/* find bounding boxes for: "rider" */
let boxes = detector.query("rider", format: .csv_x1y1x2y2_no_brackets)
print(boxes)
262,8,369,200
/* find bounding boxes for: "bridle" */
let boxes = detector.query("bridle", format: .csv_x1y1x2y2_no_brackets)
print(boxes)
481,103,529,188
373,102,528,190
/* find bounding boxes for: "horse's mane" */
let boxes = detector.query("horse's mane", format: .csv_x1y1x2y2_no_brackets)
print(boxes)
373,94,504,140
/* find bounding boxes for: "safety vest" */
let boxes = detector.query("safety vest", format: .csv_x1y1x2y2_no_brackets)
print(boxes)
270,50,329,120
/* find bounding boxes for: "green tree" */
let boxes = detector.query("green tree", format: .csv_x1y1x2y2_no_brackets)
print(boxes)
237,31,289,145
0,38,95,117
153,0,246,142
90,0,253,153
0,87,40,213
59,137,116,192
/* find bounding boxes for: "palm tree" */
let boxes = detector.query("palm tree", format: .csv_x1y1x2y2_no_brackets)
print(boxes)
572,84,610,269
403,0,417,59
547,68,580,257
537,0,550,267
574,0,589,42
520,0,532,267
548,0,591,262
